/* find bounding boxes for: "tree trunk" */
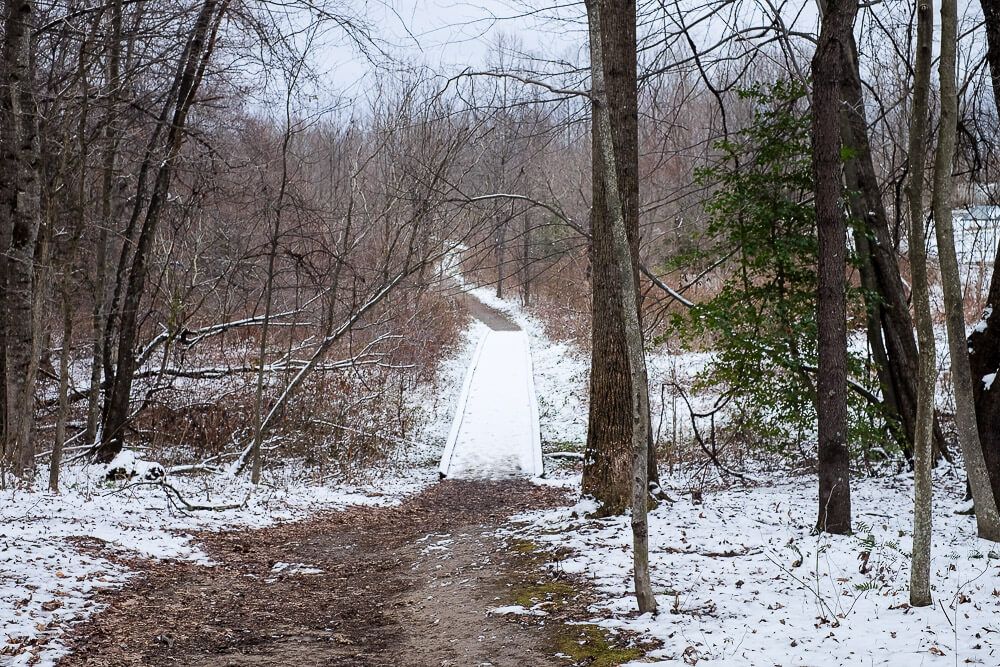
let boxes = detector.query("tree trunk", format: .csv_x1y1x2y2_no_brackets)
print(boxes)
933,0,1000,541
85,0,122,447
50,284,73,492
585,0,656,614
581,0,649,515
968,0,1000,506
837,31,950,463
905,0,936,606
95,0,227,463
812,0,854,535
522,211,531,307
1,0,42,479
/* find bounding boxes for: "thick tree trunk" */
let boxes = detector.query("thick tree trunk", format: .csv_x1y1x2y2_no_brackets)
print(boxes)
969,0,1000,505
837,32,949,462
905,0,936,606
585,0,656,614
934,0,1000,541
1,0,42,479
581,0,649,515
812,0,854,534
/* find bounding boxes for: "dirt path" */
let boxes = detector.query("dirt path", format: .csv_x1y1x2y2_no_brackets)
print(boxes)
58,480,612,667
458,293,520,331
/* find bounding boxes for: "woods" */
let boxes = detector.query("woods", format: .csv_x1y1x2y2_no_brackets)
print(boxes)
5,0,1000,663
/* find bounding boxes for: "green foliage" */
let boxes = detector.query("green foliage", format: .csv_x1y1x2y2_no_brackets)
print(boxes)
666,80,888,458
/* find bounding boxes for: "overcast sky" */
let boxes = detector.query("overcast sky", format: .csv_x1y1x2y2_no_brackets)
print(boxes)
310,1,586,98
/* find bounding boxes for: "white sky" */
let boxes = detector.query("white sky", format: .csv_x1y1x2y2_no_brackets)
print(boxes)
311,0,586,98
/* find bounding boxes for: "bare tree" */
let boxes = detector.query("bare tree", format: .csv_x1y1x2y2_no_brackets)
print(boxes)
933,0,1000,540
906,0,936,605
585,0,656,614
812,0,855,535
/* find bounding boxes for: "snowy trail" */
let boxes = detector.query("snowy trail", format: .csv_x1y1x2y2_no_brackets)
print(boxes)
439,327,544,479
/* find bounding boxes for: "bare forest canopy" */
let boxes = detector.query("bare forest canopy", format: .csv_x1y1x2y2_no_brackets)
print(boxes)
2,0,1000,507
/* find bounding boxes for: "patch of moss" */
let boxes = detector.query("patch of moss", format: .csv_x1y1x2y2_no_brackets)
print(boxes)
512,580,578,608
555,624,644,667
510,539,541,554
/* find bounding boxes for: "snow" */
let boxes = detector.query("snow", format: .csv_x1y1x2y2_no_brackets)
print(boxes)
984,373,997,391
269,562,324,575
439,329,544,479
0,462,433,665
509,468,1000,666
489,604,549,617
974,306,993,334
460,284,591,448
411,317,491,456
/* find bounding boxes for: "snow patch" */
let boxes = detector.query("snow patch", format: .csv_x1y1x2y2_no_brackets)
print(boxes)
508,470,1000,666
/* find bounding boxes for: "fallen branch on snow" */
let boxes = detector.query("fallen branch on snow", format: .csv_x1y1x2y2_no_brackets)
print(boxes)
106,480,250,512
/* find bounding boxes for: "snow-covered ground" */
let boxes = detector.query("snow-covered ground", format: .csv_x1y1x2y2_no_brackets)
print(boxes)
515,468,1000,666
0,316,489,666
0,462,435,665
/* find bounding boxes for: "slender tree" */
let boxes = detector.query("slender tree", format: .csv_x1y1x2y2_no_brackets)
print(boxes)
812,0,855,534
933,0,1000,540
95,0,229,463
905,0,936,605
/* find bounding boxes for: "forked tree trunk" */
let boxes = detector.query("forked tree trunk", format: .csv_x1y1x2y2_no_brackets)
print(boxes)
905,0,936,605
581,0,654,515
812,0,854,534
95,0,228,463
933,0,1000,541
836,30,949,463
85,0,123,447
585,0,656,615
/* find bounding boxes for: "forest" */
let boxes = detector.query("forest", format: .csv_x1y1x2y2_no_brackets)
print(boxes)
3,0,1000,665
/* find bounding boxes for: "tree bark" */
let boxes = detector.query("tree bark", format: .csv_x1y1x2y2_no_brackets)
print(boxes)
1,0,42,479
585,0,656,614
968,0,1000,506
836,30,950,463
934,0,1000,540
581,0,649,515
95,0,228,463
905,0,936,606
812,0,854,534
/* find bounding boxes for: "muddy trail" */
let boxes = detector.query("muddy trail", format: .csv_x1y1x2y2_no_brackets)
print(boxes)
58,480,644,667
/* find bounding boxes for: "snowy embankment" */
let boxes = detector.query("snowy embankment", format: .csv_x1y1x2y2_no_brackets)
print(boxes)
516,469,999,666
